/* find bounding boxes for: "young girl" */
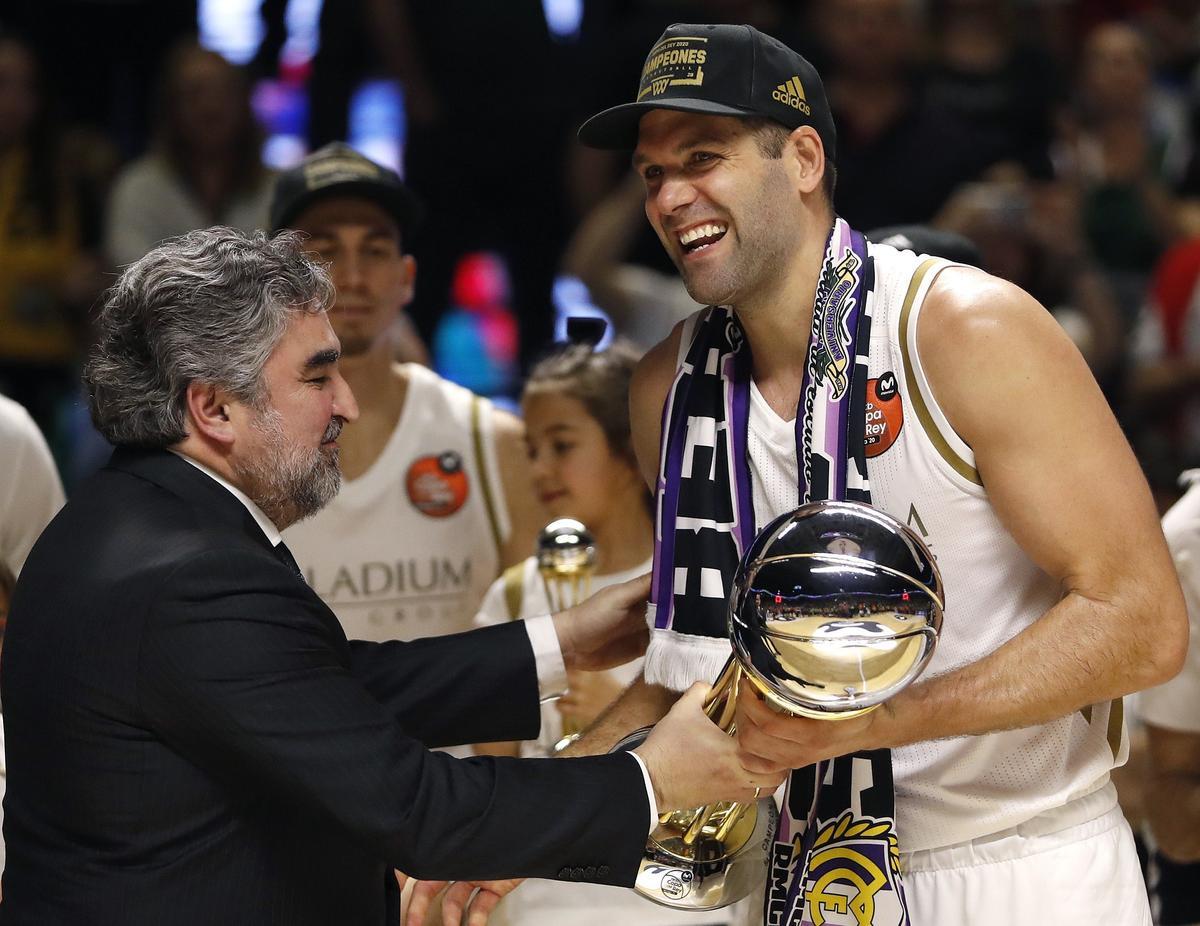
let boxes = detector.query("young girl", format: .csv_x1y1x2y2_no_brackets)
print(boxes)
475,341,651,754
473,343,730,926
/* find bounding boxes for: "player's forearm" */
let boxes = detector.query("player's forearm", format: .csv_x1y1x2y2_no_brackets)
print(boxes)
560,676,679,756
1148,772,1200,861
880,586,1186,748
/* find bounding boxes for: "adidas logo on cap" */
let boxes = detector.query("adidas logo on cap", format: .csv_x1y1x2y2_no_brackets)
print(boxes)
772,76,812,115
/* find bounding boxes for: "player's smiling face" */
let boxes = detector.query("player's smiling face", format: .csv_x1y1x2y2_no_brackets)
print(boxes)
633,109,801,309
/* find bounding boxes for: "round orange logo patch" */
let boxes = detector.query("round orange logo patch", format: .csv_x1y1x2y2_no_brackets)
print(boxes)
405,451,469,517
865,372,903,458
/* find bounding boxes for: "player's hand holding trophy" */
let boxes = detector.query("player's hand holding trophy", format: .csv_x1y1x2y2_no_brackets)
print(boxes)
613,500,945,910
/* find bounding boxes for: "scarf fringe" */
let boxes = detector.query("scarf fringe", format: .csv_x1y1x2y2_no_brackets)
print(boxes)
644,628,731,692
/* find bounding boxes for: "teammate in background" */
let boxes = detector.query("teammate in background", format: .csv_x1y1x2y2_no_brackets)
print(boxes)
272,144,540,647
568,22,1185,924
1140,471,1200,926
472,341,725,926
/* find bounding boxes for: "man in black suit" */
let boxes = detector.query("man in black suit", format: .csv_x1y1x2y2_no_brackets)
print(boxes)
0,228,779,925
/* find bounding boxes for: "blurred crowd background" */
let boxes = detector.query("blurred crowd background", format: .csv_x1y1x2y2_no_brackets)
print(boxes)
5,0,1200,508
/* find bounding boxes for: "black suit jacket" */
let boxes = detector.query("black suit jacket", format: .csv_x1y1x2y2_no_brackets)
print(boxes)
0,448,647,925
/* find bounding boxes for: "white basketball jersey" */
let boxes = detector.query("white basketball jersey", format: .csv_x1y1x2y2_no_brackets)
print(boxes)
285,363,509,643
735,243,1125,851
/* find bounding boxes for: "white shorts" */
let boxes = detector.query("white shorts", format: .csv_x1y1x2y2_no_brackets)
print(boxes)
902,789,1150,926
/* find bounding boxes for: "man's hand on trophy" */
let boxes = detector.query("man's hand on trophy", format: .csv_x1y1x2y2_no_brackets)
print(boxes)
733,684,884,774
634,683,787,811
552,572,650,672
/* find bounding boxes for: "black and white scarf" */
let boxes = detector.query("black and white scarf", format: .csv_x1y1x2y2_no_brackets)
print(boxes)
649,219,912,926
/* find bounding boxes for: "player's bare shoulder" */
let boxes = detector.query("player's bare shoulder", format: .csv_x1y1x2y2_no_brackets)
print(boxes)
916,266,1090,449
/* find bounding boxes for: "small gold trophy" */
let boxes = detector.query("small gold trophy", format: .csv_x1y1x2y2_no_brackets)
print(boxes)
536,518,598,745
536,518,597,612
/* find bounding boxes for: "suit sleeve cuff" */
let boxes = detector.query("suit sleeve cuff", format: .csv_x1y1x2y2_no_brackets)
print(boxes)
627,751,659,834
524,614,567,701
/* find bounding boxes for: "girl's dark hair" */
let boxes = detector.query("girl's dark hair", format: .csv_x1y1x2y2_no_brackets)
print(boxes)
525,340,642,471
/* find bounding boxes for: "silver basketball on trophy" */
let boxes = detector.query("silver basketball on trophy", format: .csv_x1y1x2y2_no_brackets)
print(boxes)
615,500,944,911
730,500,943,719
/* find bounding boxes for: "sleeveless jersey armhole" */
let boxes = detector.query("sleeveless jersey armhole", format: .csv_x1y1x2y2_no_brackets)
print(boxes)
899,259,985,490
501,561,526,620
470,395,509,561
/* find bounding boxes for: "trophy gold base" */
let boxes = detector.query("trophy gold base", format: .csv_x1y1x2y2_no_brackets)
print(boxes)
611,725,779,911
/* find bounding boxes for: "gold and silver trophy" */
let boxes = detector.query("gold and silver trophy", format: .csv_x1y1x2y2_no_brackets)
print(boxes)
537,518,599,745
612,500,945,911
536,518,597,612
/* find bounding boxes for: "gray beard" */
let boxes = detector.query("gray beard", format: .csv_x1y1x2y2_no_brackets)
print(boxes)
234,406,342,530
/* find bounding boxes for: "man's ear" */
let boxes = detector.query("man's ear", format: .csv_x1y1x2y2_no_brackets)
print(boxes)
184,382,238,447
399,253,417,308
787,126,825,197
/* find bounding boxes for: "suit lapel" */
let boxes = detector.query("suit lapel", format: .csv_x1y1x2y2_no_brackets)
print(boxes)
107,447,277,555
106,447,353,652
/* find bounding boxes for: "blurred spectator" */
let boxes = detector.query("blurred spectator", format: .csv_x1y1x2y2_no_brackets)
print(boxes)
0,29,108,453
105,42,272,268
817,0,998,228
865,223,985,267
1134,0,1200,89
925,0,1061,178
2,0,197,158
0,392,64,576
937,176,1125,388
1052,21,1184,321
1138,469,1200,925
432,252,521,398
362,0,580,367
561,172,703,352
1127,237,1200,496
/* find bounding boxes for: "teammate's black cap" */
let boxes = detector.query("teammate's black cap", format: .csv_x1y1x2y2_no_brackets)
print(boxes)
269,142,424,238
578,23,836,159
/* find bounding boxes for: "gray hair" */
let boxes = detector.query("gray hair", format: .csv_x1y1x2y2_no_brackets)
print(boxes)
85,227,334,448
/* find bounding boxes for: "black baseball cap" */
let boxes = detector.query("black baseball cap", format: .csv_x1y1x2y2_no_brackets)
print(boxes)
578,23,836,159
269,142,424,238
